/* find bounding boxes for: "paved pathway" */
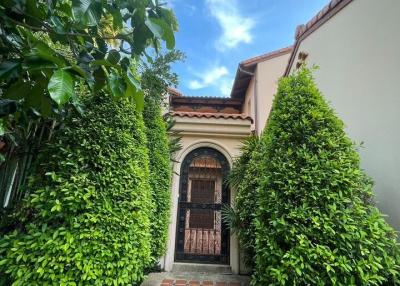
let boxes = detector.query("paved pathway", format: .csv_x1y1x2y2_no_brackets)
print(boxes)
141,272,250,286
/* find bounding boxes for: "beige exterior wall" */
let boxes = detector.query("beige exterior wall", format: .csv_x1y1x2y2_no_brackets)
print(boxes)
241,52,291,135
163,116,252,274
288,0,400,230
255,53,291,134
243,77,256,131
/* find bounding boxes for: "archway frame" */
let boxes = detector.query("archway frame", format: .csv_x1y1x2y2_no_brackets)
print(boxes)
174,147,231,264
163,140,240,273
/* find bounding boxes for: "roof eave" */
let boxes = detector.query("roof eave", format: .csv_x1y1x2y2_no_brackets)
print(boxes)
230,46,293,100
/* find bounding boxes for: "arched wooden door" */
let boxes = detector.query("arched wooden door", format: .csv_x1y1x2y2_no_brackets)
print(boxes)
175,148,230,264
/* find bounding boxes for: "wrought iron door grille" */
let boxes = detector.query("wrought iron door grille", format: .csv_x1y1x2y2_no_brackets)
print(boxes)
175,148,230,264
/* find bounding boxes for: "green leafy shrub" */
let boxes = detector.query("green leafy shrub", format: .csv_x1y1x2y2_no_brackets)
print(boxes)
141,51,183,261
0,93,152,285
253,67,400,285
227,135,261,269
142,88,171,260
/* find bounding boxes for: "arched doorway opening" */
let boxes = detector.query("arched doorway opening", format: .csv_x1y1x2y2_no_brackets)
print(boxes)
175,147,230,264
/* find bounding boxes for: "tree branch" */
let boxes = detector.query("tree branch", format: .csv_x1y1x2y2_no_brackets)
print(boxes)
5,15,134,41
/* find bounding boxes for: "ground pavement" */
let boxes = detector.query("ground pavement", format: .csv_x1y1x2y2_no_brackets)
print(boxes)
140,271,250,286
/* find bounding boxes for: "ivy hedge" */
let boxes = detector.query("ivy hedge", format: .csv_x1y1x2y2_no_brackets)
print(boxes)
0,93,153,285
140,51,183,261
252,67,400,285
227,135,261,269
142,82,172,261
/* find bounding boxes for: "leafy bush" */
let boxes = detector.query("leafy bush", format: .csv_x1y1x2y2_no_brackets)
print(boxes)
227,135,261,269
0,93,153,285
141,51,183,260
252,67,400,285
142,88,171,260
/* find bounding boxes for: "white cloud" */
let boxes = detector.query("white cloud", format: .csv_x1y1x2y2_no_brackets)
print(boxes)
165,1,196,15
188,65,229,90
206,0,255,50
219,78,233,97
185,4,196,15
188,80,204,90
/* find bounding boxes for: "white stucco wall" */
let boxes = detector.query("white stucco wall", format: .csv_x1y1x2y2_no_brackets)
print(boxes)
255,52,291,134
289,0,400,230
243,77,256,131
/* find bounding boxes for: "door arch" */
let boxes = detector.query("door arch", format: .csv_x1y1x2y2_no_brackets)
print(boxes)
175,147,230,264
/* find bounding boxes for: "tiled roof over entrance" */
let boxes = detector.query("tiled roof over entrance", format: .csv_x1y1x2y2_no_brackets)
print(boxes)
168,91,252,122
171,111,252,122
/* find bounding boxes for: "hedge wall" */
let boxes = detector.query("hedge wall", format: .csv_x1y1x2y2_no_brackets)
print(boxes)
141,51,182,261
0,93,153,285
228,135,261,269
252,67,400,285
143,93,171,260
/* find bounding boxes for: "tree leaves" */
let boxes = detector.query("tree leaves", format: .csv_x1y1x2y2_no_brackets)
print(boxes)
108,71,126,99
72,0,102,26
0,61,21,81
106,49,121,65
26,42,65,67
145,18,175,50
48,70,74,106
125,83,144,112
4,80,31,100
1,0,178,118
0,99,18,117
0,0,179,161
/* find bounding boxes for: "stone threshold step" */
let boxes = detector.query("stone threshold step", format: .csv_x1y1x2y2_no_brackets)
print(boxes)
141,272,250,286
160,279,241,286
171,263,232,274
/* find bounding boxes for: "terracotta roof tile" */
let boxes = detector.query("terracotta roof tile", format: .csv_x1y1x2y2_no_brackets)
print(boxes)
172,95,229,99
240,46,293,67
167,87,182,97
171,111,253,122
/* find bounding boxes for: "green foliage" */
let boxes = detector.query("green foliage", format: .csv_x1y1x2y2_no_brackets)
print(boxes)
227,135,262,270
0,93,153,285
252,67,400,285
141,51,184,160
0,0,178,139
48,69,75,105
141,50,183,260
142,92,171,261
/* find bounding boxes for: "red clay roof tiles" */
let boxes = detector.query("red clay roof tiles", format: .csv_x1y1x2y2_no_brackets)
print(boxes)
171,111,253,122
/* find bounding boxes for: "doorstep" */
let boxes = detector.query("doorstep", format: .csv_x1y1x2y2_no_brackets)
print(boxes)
141,272,250,286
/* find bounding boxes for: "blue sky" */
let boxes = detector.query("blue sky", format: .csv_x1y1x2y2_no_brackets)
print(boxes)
166,0,329,97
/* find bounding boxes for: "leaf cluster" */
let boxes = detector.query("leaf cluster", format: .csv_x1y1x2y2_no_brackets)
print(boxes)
141,51,184,261
0,92,154,285
226,135,261,269
0,0,178,141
